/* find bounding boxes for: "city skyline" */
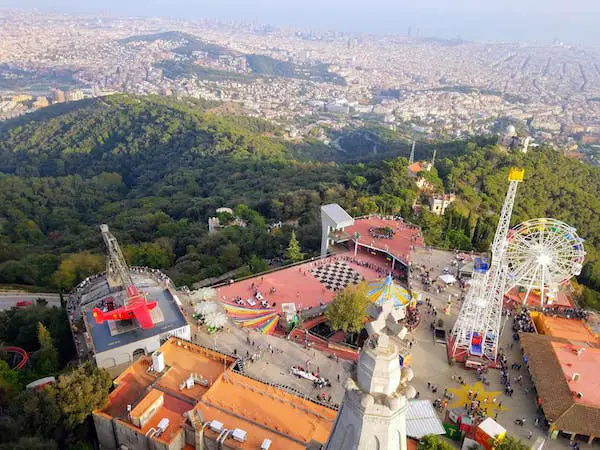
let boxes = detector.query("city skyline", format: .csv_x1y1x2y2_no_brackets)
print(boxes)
3,0,600,46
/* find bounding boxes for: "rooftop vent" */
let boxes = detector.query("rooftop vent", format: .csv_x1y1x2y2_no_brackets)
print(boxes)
572,373,580,381
155,418,169,436
152,351,165,372
232,428,247,442
261,438,272,449
577,392,584,399
210,420,223,433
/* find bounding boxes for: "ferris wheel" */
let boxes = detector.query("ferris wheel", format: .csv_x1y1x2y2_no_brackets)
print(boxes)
504,218,585,305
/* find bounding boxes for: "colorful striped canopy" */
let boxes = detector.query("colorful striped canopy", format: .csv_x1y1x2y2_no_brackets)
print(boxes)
368,275,417,308
223,304,279,334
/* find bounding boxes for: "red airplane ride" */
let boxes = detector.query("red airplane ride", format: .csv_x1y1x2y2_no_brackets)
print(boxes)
92,285,157,329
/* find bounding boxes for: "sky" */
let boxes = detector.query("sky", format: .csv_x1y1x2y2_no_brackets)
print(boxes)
5,0,600,46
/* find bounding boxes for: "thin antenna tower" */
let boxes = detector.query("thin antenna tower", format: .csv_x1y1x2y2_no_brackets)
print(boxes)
409,139,416,165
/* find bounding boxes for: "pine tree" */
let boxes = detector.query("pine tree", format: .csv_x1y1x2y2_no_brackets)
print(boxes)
285,230,304,263
36,322,59,375
464,210,473,239
472,217,482,248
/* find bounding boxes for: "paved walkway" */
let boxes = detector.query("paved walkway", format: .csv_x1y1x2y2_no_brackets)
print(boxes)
186,246,585,449
190,322,351,408
410,247,581,450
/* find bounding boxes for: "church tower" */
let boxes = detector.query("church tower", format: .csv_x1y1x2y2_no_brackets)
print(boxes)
324,284,416,450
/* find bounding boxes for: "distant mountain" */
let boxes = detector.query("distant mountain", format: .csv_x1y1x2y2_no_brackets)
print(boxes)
120,31,346,85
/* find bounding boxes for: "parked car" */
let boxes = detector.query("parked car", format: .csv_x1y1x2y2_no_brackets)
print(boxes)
16,300,32,307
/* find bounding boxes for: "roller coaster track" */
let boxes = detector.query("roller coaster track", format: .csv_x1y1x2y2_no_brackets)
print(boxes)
1,346,29,369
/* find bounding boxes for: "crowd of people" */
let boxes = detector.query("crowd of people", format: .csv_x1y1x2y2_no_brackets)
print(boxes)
368,226,395,240
498,351,515,397
511,308,536,340
130,266,172,285
537,305,588,320
404,307,421,330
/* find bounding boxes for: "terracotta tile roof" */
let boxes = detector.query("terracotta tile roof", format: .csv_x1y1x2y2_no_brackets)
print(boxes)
520,333,600,436
198,370,337,447
533,314,599,344
408,162,426,174
97,337,337,448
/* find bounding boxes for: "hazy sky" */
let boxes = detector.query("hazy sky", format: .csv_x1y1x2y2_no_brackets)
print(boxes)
5,0,600,45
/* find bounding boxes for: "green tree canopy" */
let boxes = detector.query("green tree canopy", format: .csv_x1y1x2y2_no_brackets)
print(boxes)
219,242,243,270
581,261,600,292
248,255,269,274
0,305,75,365
285,230,304,263
325,281,370,333
35,322,60,375
0,360,21,407
49,362,112,431
7,388,63,443
495,435,530,450
417,434,455,450
125,242,173,268
51,252,104,290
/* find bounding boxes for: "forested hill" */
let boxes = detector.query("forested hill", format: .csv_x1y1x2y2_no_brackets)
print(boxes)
0,95,347,288
0,95,599,305
436,143,600,260
0,95,284,183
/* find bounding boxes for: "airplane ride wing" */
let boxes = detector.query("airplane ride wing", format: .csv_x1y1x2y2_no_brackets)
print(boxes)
132,303,155,329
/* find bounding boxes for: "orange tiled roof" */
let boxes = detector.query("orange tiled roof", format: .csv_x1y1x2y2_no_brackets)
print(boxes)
198,370,336,447
408,162,425,174
131,388,163,420
534,314,599,343
97,337,336,448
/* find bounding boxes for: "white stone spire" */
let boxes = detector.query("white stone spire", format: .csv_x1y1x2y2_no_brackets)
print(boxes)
325,279,415,450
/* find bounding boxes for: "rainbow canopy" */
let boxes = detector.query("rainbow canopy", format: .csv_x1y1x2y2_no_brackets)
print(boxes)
222,304,279,335
368,275,417,308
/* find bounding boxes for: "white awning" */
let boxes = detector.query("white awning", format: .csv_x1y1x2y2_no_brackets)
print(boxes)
406,400,446,438
439,274,457,284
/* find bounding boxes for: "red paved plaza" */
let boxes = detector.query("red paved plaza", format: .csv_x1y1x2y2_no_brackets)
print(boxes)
216,253,405,313
344,217,424,265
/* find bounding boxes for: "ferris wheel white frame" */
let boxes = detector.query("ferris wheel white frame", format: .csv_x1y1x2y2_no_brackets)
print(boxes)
505,218,585,306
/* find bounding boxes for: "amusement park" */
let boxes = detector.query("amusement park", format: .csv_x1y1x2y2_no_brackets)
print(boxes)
2,165,597,450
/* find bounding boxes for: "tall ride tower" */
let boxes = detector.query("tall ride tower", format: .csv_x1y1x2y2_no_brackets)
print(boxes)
100,224,134,292
449,168,524,361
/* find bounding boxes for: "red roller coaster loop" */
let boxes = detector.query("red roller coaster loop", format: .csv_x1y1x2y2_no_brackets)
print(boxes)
1,346,29,369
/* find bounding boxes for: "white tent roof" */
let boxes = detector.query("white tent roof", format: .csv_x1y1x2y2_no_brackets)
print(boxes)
321,204,354,228
439,274,457,284
204,311,229,328
406,400,446,438
194,301,219,315
477,417,505,438
191,288,217,302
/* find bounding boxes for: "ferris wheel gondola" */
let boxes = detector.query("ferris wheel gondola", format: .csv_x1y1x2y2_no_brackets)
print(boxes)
505,218,585,306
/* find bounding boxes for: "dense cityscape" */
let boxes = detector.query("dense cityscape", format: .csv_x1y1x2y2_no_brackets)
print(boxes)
1,4,600,450
2,9,600,161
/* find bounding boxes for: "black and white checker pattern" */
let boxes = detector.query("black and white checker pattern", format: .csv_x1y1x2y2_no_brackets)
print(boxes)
311,261,363,291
